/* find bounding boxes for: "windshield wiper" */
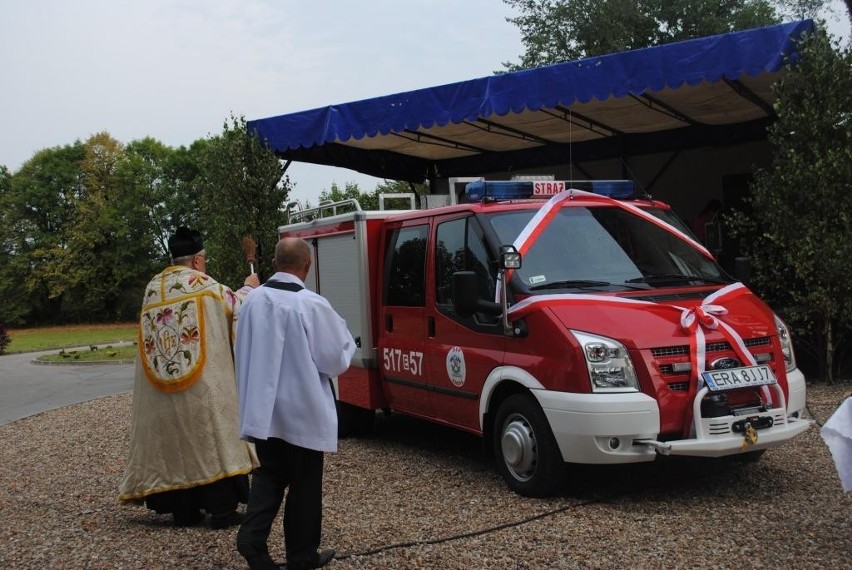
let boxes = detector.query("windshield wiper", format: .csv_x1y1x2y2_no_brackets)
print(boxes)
529,280,614,290
625,274,727,285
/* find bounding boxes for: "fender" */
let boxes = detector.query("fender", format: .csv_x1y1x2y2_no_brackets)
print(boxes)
479,365,545,431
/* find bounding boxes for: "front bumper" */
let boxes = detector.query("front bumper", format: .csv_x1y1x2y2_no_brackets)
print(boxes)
536,390,660,464
640,414,811,457
534,373,812,464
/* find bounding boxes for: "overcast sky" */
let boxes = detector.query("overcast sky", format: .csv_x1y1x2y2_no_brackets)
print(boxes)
2,1,849,206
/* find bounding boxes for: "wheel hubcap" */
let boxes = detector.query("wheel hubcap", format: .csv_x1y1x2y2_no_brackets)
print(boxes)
501,416,536,480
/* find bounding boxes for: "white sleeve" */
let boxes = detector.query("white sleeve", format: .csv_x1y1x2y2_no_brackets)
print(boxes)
304,296,356,378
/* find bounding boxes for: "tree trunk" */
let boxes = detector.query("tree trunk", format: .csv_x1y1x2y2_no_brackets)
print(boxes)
825,318,835,384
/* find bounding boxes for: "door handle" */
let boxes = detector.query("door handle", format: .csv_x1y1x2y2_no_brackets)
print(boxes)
427,316,435,337
385,314,393,332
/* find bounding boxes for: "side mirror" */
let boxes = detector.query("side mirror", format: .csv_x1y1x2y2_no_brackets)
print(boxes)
452,271,501,317
452,271,479,317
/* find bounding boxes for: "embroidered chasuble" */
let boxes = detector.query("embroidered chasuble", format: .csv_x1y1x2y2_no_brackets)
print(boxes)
119,266,258,502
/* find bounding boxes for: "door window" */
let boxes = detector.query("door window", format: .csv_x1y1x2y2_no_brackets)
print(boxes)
384,225,428,307
435,217,497,322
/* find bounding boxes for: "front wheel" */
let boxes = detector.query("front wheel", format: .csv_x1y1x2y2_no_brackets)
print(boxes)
492,393,566,497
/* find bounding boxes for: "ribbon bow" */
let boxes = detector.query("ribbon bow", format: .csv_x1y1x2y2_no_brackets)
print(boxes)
681,303,726,331
680,303,727,386
679,288,757,385
677,285,765,437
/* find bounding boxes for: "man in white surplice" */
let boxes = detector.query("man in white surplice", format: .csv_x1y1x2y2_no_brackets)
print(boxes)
235,237,355,570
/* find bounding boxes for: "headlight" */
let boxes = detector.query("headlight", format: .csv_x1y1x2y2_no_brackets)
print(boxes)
571,330,639,392
774,314,797,373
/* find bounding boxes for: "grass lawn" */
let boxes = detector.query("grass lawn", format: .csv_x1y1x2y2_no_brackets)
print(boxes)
37,343,138,363
6,323,138,354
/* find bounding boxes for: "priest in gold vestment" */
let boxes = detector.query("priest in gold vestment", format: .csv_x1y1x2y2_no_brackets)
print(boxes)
119,227,260,528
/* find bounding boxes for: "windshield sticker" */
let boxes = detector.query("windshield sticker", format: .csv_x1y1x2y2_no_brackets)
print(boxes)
446,346,466,387
529,275,546,285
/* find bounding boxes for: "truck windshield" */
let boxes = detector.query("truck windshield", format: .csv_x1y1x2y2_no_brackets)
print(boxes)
485,206,728,292
643,206,695,239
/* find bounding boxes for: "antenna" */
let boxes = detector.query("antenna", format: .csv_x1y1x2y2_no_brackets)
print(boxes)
569,107,574,180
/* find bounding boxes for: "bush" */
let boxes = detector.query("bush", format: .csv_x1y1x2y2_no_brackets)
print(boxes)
0,322,11,355
726,29,852,383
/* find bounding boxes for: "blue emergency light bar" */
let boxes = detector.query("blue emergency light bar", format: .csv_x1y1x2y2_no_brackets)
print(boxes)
465,180,639,202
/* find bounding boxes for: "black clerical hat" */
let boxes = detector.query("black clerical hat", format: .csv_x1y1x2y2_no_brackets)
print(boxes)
168,227,204,259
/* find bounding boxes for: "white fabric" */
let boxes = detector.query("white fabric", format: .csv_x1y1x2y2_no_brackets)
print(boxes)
821,397,852,492
235,272,355,452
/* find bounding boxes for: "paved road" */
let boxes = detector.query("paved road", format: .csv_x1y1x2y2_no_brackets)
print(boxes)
0,349,134,426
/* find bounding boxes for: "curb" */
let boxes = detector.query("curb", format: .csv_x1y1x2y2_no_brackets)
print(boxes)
30,358,136,366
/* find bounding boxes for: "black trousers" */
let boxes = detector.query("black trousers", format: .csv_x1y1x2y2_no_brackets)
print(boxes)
237,437,324,568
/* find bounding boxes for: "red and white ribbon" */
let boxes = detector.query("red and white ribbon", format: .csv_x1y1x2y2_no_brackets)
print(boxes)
508,283,754,371
682,284,758,379
508,283,766,435
494,188,773,435
495,188,712,302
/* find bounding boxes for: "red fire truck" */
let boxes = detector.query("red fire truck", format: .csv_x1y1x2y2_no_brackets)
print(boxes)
279,180,810,497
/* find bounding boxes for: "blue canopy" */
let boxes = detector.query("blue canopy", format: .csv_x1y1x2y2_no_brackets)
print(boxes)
249,20,814,183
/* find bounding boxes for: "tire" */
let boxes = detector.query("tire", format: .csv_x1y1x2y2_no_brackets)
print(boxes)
337,401,375,438
492,393,566,497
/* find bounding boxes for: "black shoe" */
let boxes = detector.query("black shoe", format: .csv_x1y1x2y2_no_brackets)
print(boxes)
287,548,335,570
237,543,283,570
310,549,335,569
173,509,205,527
209,510,244,530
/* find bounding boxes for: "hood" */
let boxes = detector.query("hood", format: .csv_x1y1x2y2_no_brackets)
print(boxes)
542,288,776,350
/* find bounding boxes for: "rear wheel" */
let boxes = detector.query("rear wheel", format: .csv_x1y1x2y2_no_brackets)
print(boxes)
492,394,565,497
337,401,375,438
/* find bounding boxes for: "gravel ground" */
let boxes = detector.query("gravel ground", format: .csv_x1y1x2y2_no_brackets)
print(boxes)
0,384,849,570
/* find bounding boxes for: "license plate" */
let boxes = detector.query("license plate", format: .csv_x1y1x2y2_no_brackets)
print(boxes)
701,365,776,392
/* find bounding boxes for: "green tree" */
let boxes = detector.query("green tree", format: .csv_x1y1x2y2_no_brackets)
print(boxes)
122,138,203,261
54,132,155,321
317,181,377,210
315,179,426,213
196,115,289,286
0,165,28,325
2,119,294,325
0,321,10,355
727,29,852,382
376,179,428,209
774,0,834,20
3,142,85,324
502,0,785,69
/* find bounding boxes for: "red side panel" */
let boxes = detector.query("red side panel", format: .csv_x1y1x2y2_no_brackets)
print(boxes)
338,366,387,409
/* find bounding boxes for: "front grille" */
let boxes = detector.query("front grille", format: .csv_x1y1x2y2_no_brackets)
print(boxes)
653,346,689,357
705,419,732,435
653,337,774,393
651,336,771,358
